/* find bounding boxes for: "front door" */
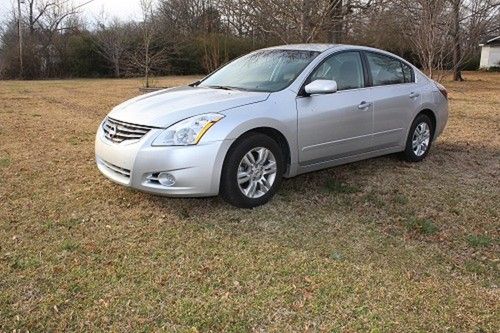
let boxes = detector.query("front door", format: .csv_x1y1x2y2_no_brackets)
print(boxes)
297,51,373,165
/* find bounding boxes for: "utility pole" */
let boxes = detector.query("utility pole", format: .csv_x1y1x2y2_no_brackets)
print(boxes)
17,0,24,78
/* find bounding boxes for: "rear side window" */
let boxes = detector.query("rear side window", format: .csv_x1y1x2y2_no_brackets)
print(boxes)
366,52,405,86
309,51,365,91
402,62,414,83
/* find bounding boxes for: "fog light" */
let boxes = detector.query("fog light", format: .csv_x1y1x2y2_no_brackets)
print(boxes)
158,172,175,186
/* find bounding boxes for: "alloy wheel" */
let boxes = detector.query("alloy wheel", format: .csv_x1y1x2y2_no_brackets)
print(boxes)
237,147,277,198
412,122,431,157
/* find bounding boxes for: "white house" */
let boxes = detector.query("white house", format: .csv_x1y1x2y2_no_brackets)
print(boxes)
479,36,500,69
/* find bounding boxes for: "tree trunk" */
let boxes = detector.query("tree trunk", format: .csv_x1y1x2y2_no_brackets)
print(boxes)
18,0,23,78
29,1,35,35
114,60,120,78
452,48,463,81
145,37,150,88
145,50,150,88
451,0,463,81
111,52,121,78
330,0,343,43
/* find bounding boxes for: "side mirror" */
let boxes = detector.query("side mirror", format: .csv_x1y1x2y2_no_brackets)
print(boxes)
304,79,338,95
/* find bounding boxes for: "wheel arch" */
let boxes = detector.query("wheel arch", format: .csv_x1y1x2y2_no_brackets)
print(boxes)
418,109,436,130
225,127,293,176
416,108,437,139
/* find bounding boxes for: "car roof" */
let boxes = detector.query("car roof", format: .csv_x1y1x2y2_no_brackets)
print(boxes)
263,44,341,52
263,43,403,55
263,44,415,66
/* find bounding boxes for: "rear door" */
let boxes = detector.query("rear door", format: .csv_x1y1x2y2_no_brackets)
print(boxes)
364,52,420,149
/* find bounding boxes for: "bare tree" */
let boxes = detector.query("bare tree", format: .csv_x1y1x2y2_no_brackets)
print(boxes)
16,0,93,77
93,17,129,77
231,0,336,43
395,0,451,80
23,0,93,35
394,0,499,80
126,0,168,88
217,0,255,37
449,0,500,81
2,0,499,80
214,0,376,44
329,0,344,43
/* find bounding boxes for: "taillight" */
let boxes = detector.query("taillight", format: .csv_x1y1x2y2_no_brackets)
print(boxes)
434,82,448,100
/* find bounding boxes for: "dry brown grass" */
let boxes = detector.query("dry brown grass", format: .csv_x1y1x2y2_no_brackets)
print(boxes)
0,72,499,332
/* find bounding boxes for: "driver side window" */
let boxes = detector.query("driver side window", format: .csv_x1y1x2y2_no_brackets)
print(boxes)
309,52,365,91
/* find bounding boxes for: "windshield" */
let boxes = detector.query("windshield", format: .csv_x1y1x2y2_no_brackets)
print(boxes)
198,49,320,92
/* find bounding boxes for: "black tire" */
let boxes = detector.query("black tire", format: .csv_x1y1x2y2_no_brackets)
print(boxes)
220,133,285,208
401,113,435,162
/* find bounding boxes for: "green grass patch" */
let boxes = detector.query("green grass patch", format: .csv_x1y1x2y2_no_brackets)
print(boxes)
43,220,55,230
61,239,80,252
68,136,81,145
0,157,11,168
393,194,409,205
464,259,488,275
466,235,493,248
60,218,83,229
10,256,42,270
330,251,344,261
405,217,439,235
363,191,386,208
325,179,360,194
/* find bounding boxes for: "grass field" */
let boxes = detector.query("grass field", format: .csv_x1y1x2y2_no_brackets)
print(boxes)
0,72,499,332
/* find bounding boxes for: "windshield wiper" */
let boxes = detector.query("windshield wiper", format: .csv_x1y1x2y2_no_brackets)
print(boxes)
206,85,235,90
203,85,260,92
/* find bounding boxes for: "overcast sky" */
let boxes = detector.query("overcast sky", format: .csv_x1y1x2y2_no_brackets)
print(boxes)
0,0,142,22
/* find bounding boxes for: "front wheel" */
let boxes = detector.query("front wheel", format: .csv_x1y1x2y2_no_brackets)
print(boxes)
220,133,284,208
401,113,434,162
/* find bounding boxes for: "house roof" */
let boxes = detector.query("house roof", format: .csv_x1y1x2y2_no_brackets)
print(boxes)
479,36,500,46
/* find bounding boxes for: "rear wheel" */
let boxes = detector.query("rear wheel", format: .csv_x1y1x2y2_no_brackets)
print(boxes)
401,113,434,162
220,133,284,208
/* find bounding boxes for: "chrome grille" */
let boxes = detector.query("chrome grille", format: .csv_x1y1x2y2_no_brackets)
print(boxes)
102,117,155,143
100,159,131,178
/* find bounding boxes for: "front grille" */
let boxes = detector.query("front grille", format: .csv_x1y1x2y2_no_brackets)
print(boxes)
100,159,131,178
102,117,155,143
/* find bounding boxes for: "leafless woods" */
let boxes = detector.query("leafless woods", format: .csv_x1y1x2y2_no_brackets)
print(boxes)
1,0,498,82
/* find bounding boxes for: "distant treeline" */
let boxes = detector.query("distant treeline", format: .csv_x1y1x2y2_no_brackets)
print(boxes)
0,0,498,83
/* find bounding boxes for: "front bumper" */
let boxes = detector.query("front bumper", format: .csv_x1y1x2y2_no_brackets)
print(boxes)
95,125,233,197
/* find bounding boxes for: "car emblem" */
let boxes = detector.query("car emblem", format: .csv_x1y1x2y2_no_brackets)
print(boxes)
109,123,117,138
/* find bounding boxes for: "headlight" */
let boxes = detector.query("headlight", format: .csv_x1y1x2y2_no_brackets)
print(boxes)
152,113,224,146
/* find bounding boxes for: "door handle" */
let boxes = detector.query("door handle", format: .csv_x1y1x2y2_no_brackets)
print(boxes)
409,92,420,99
358,101,372,110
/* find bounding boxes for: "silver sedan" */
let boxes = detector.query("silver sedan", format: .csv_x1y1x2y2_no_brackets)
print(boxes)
95,44,448,208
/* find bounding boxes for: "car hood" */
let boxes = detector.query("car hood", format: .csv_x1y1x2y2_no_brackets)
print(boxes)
108,86,270,128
